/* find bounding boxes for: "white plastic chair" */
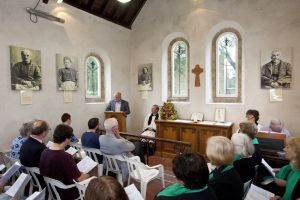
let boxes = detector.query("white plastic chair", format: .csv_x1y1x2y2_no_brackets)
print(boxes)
24,167,43,195
127,157,165,199
102,154,126,186
43,176,80,200
82,147,104,176
74,176,97,200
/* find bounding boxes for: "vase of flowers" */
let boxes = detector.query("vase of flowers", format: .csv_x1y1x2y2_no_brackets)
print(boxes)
160,102,177,120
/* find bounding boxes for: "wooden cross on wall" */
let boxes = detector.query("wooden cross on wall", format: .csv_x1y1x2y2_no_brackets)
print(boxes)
192,64,204,87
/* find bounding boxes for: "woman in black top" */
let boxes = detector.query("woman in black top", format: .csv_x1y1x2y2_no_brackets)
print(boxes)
207,136,244,200
231,133,256,183
154,153,217,200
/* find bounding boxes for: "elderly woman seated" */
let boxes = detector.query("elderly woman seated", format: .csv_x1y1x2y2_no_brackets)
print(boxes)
261,119,290,137
231,133,256,183
239,121,262,166
154,153,217,200
10,121,33,159
207,136,244,200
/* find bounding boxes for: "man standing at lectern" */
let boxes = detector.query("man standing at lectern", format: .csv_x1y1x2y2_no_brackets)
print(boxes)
106,91,130,116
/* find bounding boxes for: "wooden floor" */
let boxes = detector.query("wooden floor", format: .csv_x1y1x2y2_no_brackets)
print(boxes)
131,156,177,200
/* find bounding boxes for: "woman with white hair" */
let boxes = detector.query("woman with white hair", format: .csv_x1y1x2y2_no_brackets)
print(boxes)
231,133,256,183
239,121,262,166
207,136,243,200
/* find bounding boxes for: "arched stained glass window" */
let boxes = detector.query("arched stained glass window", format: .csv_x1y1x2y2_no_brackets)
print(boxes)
212,29,242,103
85,54,105,102
168,38,189,101
216,32,238,97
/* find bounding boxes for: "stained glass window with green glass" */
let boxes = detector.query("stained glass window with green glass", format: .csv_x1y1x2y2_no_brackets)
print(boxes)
86,56,101,98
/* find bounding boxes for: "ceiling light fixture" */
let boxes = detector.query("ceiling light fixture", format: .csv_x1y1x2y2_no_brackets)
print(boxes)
117,0,131,3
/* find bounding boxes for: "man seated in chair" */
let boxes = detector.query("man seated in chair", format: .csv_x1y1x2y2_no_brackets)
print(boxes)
40,124,90,200
99,118,137,183
261,119,290,137
81,118,103,163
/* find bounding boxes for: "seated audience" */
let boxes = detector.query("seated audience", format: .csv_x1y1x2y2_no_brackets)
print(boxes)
271,137,300,200
10,121,33,159
40,124,90,200
85,176,128,200
155,153,217,200
231,133,256,183
19,120,49,167
81,118,102,162
61,113,78,142
99,118,135,182
207,136,243,200
261,119,290,137
245,109,263,131
239,121,262,166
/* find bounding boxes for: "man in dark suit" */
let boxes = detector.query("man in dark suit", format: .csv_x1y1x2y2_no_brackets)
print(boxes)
19,120,50,167
105,91,130,116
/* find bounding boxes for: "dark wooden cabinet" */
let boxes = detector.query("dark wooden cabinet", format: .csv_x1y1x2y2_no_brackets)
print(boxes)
155,120,233,158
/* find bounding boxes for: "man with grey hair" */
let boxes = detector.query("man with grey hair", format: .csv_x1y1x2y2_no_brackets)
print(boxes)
11,49,41,90
261,49,292,88
261,119,290,136
99,118,136,183
106,91,130,116
57,56,78,90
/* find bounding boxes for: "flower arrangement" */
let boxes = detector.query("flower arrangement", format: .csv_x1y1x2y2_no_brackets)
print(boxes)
160,102,177,120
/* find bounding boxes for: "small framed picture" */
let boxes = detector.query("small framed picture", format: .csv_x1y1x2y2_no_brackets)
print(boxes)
215,108,226,122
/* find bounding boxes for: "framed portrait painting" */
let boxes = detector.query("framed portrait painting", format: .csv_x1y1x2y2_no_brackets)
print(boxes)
56,54,79,91
10,45,42,90
260,48,292,89
138,63,153,91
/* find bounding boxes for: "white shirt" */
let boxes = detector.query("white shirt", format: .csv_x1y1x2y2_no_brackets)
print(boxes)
115,101,121,112
141,113,159,138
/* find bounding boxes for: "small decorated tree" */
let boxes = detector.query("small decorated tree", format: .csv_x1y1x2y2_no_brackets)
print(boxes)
160,102,177,120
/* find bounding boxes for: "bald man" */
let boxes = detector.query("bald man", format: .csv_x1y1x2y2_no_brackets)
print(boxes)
20,120,50,167
105,91,130,116
11,49,41,90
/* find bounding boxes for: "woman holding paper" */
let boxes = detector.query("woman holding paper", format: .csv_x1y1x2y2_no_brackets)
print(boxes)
39,124,90,200
271,137,300,200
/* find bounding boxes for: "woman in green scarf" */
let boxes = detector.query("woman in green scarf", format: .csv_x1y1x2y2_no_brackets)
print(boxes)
271,137,300,200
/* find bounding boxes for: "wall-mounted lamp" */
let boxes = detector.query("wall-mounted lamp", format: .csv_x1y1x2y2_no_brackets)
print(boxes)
27,7,65,23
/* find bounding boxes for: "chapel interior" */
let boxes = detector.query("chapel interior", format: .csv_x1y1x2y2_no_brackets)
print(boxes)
0,0,299,199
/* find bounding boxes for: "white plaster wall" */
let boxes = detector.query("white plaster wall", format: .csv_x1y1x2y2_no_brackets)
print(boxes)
130,0,300,135
0,0,131,150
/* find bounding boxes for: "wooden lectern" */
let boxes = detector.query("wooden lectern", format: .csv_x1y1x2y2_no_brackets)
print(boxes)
104,111,127,132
